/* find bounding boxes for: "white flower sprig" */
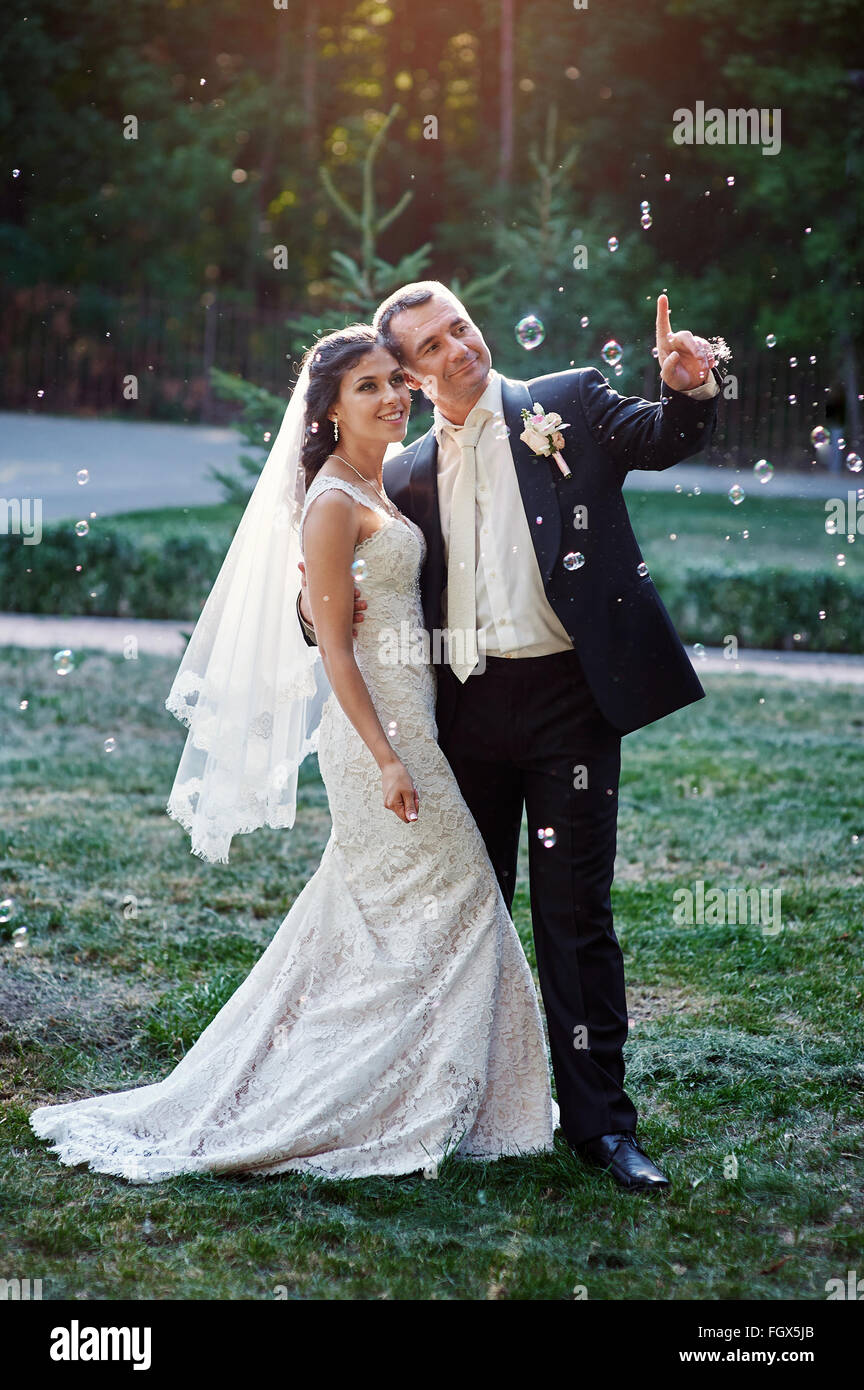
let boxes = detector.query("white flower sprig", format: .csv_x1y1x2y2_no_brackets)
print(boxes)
520,403,572,478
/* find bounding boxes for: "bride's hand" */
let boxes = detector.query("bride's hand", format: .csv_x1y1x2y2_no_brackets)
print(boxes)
381,759,419,823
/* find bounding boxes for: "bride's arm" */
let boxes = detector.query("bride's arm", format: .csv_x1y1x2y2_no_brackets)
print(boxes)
297,562,366,645
302,492,419,824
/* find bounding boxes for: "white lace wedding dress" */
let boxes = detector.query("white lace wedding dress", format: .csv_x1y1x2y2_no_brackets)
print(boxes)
30,475,559,1182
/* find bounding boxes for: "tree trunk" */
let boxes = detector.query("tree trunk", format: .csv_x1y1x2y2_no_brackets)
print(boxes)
243,25,293,303
303,0,319,165
499,0,514,186
842,336,861,452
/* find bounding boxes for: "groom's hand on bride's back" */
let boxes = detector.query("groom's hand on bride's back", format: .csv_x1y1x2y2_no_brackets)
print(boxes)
298,559,366,638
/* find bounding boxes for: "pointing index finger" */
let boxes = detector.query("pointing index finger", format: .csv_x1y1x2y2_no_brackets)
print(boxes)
656,293,672,344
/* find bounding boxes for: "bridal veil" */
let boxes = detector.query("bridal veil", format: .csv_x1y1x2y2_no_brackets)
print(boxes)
164,359,330,863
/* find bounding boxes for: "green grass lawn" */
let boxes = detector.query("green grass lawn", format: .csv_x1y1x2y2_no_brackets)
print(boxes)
104,502,244,550
0,646,862,1300
625,485,862,575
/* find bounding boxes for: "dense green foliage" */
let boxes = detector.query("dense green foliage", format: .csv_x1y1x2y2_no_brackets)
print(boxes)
1,0,860,389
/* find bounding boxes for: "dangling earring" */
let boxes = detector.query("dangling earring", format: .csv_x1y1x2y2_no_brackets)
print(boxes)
332,416,339,442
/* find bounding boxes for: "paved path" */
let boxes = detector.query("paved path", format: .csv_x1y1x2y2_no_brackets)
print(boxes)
621,462,854,499
0,411,855,524
2,612,862,683
0,613,193,658
0,412,241,523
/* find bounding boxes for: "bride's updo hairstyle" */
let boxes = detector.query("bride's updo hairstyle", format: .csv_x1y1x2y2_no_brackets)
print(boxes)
299,324,380,490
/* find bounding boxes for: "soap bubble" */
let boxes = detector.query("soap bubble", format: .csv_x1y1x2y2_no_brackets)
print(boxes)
563,551,585,571
607,236,619,253
846,452,862,474
76,469,89,486
515,315,545,350
810,426,829,447
640,213,652,229
53,649,75,676
753,459,774,484
765,334,776,348
601,340,623,367
536,826,557,848
350,558,366,581
728,484,745,506
75,520,89,537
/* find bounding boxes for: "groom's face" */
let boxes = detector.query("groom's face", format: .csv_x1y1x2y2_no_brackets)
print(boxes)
389,293,492,416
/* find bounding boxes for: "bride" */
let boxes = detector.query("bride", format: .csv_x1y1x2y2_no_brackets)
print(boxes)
29,323,559,1183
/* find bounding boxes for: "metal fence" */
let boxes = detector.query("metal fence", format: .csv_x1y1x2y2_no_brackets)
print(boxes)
0,284,301,425
0,283,836,468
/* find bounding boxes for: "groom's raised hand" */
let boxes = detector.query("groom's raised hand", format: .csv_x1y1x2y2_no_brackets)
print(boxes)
656,293,716,393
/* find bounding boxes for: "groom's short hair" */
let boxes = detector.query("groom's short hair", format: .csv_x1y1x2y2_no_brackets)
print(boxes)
373,280,467,362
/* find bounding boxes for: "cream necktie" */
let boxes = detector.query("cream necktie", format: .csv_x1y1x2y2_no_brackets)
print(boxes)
445,420,486,682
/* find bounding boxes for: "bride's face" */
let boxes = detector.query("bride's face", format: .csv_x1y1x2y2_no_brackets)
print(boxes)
328,347,411,448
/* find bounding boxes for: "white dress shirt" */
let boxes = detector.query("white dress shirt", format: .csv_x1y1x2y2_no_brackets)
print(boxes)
434,371,573,658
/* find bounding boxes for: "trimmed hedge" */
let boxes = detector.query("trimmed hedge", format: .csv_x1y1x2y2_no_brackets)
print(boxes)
649,562,863,654
0,522,225,622
1,522,862,653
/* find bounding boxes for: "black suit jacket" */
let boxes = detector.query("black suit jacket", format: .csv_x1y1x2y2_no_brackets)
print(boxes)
380,365,722,738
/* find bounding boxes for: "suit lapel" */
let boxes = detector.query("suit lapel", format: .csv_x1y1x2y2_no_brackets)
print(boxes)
406,425,445,633
501,375,562,583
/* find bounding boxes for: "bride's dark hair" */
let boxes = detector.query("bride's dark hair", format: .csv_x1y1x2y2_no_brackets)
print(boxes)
298,324,382,489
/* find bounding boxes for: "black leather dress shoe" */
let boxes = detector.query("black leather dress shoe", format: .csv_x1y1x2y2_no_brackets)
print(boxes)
573,1131,670,1192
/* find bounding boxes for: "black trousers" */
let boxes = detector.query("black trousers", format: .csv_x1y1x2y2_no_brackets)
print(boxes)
436,647,638,1146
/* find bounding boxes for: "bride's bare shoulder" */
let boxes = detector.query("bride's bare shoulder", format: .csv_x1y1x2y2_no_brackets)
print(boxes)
302,480,359,542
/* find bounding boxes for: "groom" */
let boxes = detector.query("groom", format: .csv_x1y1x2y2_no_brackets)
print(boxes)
299,281,722,1191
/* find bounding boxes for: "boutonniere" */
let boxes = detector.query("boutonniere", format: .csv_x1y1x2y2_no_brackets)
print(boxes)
520,403,572,478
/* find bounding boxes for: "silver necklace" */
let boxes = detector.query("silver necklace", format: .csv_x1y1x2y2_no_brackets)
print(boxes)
329,453,399,519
